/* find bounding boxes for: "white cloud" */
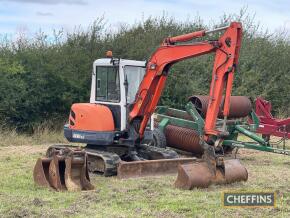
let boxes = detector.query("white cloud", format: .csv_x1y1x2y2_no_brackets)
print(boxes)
36,12,53,16
0,0,87,5
0,0,289,35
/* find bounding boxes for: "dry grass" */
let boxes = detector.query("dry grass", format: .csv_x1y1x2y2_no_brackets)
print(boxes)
0,132,289,217
0,128,66,147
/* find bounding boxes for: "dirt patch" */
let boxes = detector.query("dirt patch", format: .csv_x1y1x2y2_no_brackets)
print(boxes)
7,208,32,218
239,149,261,156
63,204,81,216
241,156,256,161
81,191,100,203
154,209,185,218
61,191,101,216
32,197,45,207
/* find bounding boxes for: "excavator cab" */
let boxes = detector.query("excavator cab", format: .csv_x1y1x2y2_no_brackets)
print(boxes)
90,57,147,131
63,56,154,146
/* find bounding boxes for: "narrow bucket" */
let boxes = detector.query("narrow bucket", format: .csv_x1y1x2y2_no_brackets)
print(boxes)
33,157,52,188
49,155,67,191
174,159,248,189
64,151,94,191
34,147,94,191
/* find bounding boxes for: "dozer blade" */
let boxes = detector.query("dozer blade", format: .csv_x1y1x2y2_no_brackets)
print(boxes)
174,159,248,189
33,157,52,189
117,158,196,179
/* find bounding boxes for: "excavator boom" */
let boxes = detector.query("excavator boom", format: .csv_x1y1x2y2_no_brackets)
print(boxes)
129,22,242,139
128,22,247,188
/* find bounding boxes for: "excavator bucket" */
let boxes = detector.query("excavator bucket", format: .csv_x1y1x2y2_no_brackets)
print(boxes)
174,159,248,189
64,150,94,191
117,158,196,179
33,157,52,189
48,154,67,191
33,147,94,191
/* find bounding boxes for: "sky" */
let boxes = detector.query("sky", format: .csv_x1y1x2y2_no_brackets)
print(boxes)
0,0,290,37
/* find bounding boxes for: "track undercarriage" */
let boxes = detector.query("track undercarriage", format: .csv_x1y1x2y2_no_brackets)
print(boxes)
45,143,181,177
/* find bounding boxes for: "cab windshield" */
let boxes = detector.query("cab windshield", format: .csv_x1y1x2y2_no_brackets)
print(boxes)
124,66,146,104
96,66,120,102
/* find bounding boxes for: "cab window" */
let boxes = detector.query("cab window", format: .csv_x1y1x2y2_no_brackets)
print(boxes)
124,66,146,104
96,66,120,102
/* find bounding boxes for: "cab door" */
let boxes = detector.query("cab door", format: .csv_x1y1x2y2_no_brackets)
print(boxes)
91,62,122,130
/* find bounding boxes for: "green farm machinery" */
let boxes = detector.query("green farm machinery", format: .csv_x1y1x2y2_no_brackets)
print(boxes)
154,98,290,158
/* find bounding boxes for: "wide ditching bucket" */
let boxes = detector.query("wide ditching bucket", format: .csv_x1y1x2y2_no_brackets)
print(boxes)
33,147,94,191
174,159,248,189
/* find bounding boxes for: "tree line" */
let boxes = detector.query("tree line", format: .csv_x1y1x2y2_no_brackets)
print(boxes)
0,10,289,132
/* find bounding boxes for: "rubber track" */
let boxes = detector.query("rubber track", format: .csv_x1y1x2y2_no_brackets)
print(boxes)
137,144,179,159
85,148,121,176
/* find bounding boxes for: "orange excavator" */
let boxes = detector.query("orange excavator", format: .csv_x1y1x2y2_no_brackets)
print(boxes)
34,21,248,191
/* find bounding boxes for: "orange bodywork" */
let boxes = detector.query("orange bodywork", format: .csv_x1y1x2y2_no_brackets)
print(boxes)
129,22,242,139
69,103,115,132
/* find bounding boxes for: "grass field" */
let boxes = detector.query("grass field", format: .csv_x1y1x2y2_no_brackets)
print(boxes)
0,132,289,218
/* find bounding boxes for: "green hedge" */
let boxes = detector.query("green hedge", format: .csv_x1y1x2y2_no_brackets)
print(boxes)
0,12,289,132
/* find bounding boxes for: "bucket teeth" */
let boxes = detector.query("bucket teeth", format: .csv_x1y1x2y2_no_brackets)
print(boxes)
33,147,94,191
174,159,248,189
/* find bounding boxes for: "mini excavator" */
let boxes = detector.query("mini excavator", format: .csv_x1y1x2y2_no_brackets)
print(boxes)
34,22,248,191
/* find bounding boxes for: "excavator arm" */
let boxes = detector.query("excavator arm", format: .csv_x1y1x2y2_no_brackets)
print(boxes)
129,22,242,140
127,22,247,189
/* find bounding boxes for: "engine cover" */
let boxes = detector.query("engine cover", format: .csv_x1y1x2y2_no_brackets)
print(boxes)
69,103,115,131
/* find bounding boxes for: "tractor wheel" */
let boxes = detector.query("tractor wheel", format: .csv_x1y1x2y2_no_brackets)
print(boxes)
152,128,167,148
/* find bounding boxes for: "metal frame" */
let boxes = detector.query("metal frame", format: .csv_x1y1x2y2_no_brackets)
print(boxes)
154,103,290,156
253,97,290,139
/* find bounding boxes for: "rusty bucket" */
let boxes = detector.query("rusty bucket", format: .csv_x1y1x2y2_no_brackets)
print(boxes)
174,159,248,189
33,157,52,189
117,158,196,179
64,151,94,191
48,154,67,191
33,147,94,191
